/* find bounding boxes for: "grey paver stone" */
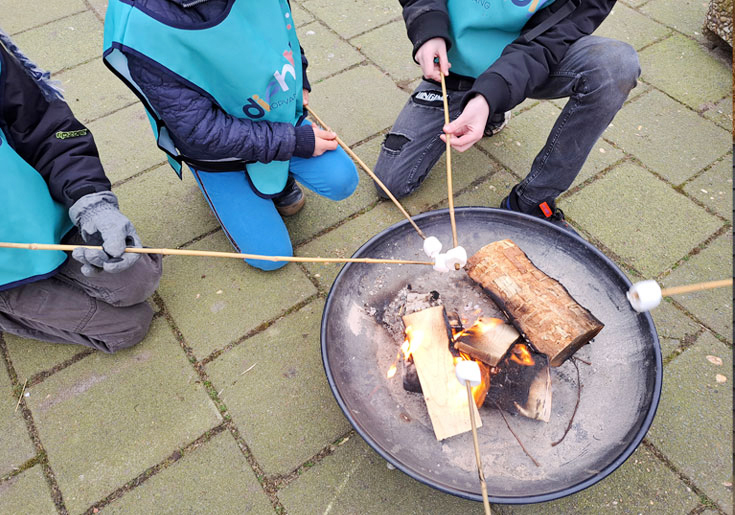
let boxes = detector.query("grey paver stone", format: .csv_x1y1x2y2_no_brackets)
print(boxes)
291,1,314,26
603,90,731,185
640,0,711,37
206,299,351,475
702,95,733,131
565,162,722,277
353,20,422,83
25,318,222,514
157,231,317,359
87,104,165,184
278,434,481,514
113,166,219,250
4,333,85,383
647,331,733,512
0,466,57,515
302,0,402,39
651,300,703,361
0,0,87,35
12,12,103,74
103,431,272,514
0,358,35,478
593,3,672,50
87,0,107,20
309,64,409,146
299,21,364,83
683,154,733,222
300,202,404,290
639,34,731,111
498,445,698,514
449,169,520,210
54,58,136,124
479,101,623,188
662,231,733,340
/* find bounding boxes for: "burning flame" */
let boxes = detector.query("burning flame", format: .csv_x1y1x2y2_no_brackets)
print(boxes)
510,343,535,366
453,317,504,340
454,354,487,403
386,364,397,379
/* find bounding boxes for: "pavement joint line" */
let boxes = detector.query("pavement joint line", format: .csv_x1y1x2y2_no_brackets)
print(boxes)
82,422,229,515
81,99,145,127
661,325,706,367
82,0,105,23
7,9,92,37
110,161,169,190
655,224,732,282
641,439,728,515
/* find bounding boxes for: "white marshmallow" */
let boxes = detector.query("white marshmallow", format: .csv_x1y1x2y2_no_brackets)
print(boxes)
423,236,443,258
455,360,482,387
627,280,662,312
444,246,468,270
433,253,450,273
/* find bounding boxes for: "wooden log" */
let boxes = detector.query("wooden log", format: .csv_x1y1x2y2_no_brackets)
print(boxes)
465,240,603,367
454,317,520,367
402,306,481,440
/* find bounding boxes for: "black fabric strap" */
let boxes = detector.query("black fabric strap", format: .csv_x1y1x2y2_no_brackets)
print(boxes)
519,0,577,43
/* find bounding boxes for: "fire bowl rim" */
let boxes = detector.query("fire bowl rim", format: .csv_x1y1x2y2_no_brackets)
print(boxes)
320,207,663,505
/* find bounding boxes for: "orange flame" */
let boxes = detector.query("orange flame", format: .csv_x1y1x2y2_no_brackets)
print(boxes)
453,317,504,340
386,364,397,379
510,344,535,366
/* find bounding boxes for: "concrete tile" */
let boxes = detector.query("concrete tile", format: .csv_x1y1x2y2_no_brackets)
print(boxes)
104,432,272,514
54,58,137,124
662,231,733,340
302,0,402,39
206,300,351,475
0,466,57,514
308,64,409,146
0,359,35,478
499,445,698,514
603,90,731,185
290,1,315,26
640,0,711,38
648,332,733,512
87,104,165,184
12,12,103,74
479,101,624,188
449,169,520,210
684,154,733,222
300,203,404,290
4,333,84,382
565,162,723,277
593,3,672,50
87,0,107,20
353,20,422,83
639,34,731,111
278,435,481,514
0,0,86,35
299,21,364,83
113,166,219,250
651,300,704,361
25,318,222,514
157,231,317,359
701,95,733,131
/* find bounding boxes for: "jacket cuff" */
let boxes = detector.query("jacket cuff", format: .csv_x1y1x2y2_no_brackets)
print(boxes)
407,11,452,61
463,72,511,114
294,124,315,158
67,185,111,206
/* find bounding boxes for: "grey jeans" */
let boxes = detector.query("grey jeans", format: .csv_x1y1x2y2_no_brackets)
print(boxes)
374,36,640,209
0,233,163,353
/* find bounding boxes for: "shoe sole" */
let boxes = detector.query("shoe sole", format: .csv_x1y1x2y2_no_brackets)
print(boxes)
276,196,306,217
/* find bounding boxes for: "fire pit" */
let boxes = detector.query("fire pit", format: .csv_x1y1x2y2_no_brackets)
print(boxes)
321,207,662,504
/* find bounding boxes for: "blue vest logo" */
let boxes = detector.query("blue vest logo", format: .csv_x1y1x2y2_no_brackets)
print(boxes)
243,49,297,119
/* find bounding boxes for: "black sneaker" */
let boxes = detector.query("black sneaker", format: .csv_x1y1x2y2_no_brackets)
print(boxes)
273,176,305,216
500,187,579,236
484,110,511,137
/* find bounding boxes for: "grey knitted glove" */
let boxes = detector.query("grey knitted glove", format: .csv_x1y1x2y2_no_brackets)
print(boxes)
68,191,141,276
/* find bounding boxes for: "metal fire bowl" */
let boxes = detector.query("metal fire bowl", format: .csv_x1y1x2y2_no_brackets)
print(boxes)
321,207,662,504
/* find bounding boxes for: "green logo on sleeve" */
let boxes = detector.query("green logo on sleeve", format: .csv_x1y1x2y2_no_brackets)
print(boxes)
55,129,89,140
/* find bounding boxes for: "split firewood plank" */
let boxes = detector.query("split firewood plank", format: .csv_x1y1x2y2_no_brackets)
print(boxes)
454,318,520,367
466,240,603,367
402,306,481,440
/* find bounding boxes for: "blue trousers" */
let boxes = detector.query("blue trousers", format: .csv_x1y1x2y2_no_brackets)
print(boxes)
191,141,358,271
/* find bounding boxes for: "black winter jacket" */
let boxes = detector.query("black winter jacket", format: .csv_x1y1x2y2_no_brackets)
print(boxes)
400,0,616,115
0,43,110,208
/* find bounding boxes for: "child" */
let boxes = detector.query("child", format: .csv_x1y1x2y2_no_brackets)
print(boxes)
374,0,639,233
0,30,162,352
103,0,359,270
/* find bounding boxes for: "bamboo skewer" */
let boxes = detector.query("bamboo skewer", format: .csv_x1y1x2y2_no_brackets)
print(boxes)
465,381,491,515
439,73,459,250
660,278,732,297
304,106,426,240
0,242,434,267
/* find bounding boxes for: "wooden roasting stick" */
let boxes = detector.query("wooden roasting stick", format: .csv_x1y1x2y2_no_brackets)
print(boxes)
465,240,604,367
465,380,492,515
304,106,427,240
0,242,433,267
439,73,459,252
661,278,732,297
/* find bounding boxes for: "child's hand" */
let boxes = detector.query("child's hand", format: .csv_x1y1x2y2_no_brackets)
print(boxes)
440,94,489,152
313,126,338,156
415,37,450,82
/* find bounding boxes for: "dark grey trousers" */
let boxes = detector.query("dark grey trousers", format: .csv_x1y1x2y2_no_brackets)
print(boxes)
0,234,163,353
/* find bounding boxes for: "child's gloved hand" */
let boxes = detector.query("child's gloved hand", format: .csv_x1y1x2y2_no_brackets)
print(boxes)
68,191,142,276
441,94,490,152
312,126,338,156
415,37,450,82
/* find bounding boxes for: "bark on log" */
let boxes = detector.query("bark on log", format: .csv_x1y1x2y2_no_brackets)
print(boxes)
465,239,603,367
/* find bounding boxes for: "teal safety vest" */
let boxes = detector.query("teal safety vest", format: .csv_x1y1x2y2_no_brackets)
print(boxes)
446,0,555,78
0,59,73,289
103,0,304,196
